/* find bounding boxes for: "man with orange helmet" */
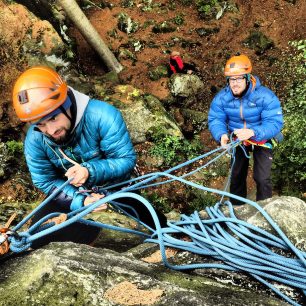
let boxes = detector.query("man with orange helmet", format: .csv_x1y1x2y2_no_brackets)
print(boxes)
12,66,166,247
208,54,283,204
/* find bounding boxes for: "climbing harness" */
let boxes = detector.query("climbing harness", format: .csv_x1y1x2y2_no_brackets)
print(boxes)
1,139,305,306
243,139,273,149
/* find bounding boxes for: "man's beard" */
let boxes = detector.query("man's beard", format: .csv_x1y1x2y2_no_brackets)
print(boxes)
47,128,70,145
232,83,249,97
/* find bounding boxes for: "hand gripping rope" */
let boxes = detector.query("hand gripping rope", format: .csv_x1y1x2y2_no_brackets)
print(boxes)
1,139,305,306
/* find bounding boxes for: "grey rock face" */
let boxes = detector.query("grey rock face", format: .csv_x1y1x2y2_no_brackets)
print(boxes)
227,196,306,251
115,89,183,144
0,243,289,306
169,74,204,98
1,196,304,305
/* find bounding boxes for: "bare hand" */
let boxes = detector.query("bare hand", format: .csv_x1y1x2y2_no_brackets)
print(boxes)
220,134,229,148
234,129,255,141
65,165,89,187
84,193,108,212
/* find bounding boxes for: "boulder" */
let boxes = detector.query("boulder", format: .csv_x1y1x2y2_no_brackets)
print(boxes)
0,242,289,306
169,74,204,98
108,85,183,143
0,196,304,305
248,196,306,251
180,108,208,132
200,196,306,251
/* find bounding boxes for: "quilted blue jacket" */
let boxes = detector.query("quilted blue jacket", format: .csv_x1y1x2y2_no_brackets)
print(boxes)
24,94,136,211
208,76,283,142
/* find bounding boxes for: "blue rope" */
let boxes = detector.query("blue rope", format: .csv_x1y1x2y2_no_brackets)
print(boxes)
12,178,74,232
6,141,305,306
103,143,233,191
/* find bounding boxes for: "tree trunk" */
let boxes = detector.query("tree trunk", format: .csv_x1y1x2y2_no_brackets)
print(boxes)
57,0,123,73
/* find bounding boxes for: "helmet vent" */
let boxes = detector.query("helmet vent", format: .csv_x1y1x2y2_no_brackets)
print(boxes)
18,90,29,104
49,93,60,100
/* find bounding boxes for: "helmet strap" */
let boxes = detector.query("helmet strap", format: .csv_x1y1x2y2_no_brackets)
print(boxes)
59,105,72,121
50,90,77,146
65,89,77,132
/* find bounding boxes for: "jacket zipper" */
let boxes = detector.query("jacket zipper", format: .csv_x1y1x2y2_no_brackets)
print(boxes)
68,146,84,163
240,99,247,128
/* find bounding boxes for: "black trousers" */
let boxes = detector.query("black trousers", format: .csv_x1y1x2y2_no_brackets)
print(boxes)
230,145,273,205
30,191,167,249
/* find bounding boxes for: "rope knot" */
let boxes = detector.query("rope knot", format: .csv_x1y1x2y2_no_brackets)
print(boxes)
9,232,32,253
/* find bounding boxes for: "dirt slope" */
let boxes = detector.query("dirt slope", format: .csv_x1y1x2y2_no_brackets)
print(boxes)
0,0,304,204
70,0,305,102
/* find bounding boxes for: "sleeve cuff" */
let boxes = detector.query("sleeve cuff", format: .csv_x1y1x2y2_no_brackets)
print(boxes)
81,162,96,186
251,128,262,141
70,193,86,211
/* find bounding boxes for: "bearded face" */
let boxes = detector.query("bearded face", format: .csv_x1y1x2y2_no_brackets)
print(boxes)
35,111,72,144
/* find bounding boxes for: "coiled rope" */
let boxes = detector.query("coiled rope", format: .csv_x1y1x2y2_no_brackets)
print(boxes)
4,140,306,305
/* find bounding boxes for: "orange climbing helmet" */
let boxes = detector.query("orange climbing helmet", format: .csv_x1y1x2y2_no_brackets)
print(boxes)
12,66,68,122
224,54,252,77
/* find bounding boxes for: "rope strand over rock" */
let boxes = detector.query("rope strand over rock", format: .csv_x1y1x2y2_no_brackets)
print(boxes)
2,139,305,306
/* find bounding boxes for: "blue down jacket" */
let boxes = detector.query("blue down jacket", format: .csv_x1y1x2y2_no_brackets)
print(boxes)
24,89,136,211
208,76,283,142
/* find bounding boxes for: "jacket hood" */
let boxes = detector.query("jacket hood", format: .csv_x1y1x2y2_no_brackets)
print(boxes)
69,87,90,130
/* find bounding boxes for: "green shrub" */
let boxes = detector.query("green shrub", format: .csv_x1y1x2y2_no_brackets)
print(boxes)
186,188,218,213
195,0,219,20
172,14,185,26
6,140,23,156
152,21,176,34
149,129,202,167
0,141,25,181
148,65,169,81
141,191,172,213
272,40,306,197
243,31,274,55
121,0,134,8
180,0,193,5
117,13,139,34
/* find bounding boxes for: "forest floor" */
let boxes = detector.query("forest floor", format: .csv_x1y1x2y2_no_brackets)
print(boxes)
0,0,305,207
67,0,305,208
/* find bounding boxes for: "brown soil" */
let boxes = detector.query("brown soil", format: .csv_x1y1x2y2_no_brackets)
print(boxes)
0,0,305,202
142,247,178,263
68,0,305,204
71,0,305,101
104,281,163,305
